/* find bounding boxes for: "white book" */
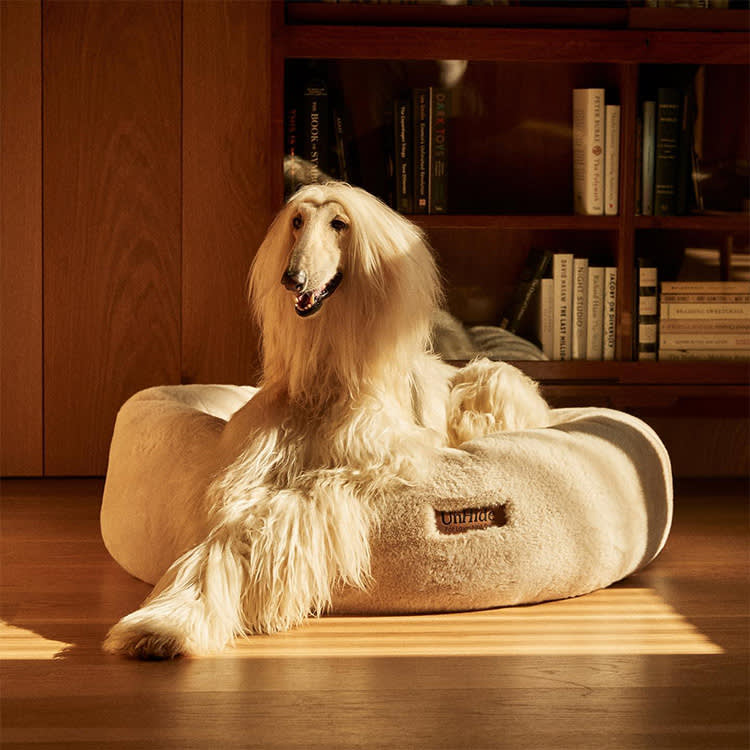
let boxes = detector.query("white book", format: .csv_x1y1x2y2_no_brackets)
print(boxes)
586,267,605,361
603,266,617,360
659,349,750,362
572,258,589,360
538,277,554,360
553,253,574,360
604,104,620,216
573,89,605,215
641,100,656,216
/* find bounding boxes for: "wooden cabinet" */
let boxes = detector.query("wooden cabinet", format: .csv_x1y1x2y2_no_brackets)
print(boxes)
1,1,747,476
276,3,749,413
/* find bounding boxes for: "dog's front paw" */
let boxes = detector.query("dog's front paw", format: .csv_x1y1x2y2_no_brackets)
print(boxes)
103,616,189,660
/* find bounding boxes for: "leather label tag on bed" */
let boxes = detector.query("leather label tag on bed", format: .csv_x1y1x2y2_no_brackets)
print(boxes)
434,505,507,535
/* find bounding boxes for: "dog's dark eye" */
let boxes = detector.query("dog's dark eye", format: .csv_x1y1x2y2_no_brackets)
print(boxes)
292,215,303,230
330,219,348,232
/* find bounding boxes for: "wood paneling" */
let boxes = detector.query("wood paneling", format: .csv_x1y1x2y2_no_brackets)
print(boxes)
182,0,273,386
43,1,181,475
1,1,43,476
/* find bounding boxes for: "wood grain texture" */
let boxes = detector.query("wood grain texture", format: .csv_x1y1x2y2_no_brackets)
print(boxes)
182,0,273,386
0,478,747,749
43,1,181,475
0,0,43,475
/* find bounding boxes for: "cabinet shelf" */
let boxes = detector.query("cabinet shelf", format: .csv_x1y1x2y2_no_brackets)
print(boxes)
279,25,748,65
411,215,621,231
634,214,750,231
276,6,750,409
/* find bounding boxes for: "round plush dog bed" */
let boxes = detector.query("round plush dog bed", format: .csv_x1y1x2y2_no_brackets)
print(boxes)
101,385,673,614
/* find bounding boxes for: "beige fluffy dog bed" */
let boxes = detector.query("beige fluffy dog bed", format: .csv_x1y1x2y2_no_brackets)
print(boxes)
101,384,673,614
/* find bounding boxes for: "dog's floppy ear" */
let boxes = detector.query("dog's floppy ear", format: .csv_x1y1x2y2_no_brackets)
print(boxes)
248,202,296,328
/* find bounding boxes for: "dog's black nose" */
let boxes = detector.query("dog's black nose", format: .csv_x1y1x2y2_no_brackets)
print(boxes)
281,269,307,292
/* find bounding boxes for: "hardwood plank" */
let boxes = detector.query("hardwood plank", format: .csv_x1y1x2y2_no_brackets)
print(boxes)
0,478,747,749
182,0,273,386
0,0,43,476
43,1,181,475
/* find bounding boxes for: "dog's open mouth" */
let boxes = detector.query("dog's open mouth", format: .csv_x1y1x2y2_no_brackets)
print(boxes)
294,271,343,317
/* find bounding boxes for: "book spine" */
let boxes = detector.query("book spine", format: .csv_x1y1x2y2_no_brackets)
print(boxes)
604,104,620,216
573,89,605,216
586,266,605,361
653,88,682,216
661,293,750,304
285,98,303,196
658,349,750,361
572,257,589,360
303,75,329,182
332,108,349,182
394,98,413,214
499,248,553,333
661,281,750,294
539,277,555,360
641,100,656,216
660,319,750,333
659,333,750,349
413,88,430,214
660,303,750,319
603,267,617,360
637,260,659,361
429,87,448,214
553,253,574,360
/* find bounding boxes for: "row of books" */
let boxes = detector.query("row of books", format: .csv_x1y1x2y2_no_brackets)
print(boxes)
572,88,621,216
499,248,617,360
285,65,354,197
637,84,695,216
392,88,450,214
636,273,750,360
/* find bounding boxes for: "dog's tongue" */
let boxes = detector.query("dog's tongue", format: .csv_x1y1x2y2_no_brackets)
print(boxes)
297,291,314,308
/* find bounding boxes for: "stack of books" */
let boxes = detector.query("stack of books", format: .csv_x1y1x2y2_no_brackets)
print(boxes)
658,281,750,360
572,88,620,216
393,87,449,215
530,251,617,361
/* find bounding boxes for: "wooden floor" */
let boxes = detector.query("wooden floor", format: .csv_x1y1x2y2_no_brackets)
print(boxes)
1,478,748,749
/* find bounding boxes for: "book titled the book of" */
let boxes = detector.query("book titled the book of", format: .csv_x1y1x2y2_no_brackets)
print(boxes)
654,87,682,216
429,87,449,214
303,75,329,183
641,100,656,216
572,257,589,360
603,266,617,360
573,89,604,216
553,253,574,360
586,266,605,361
604,104,620,216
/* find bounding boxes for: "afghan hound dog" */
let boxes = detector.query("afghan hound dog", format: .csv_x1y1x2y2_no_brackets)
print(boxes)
104,182,550,659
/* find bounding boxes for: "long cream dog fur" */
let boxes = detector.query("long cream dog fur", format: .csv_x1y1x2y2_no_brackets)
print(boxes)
103,183,550,659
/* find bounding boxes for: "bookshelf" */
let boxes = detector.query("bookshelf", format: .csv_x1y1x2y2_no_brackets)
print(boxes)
273,3,749,414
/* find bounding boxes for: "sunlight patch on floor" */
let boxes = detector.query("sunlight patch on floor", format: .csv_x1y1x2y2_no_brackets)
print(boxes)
0,621,73,660
228,588,723,658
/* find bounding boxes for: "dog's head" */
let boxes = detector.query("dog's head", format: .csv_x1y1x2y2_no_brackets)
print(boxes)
249,182,442,393
281,197,348,318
